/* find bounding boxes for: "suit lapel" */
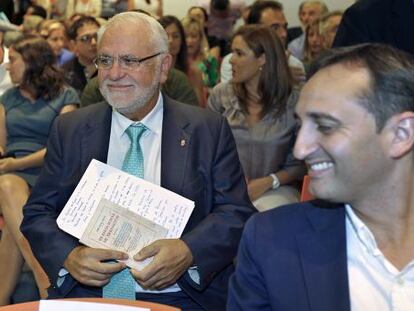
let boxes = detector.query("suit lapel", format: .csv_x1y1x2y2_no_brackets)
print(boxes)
160,96,190,194
80,103,112,173
296,202,351,311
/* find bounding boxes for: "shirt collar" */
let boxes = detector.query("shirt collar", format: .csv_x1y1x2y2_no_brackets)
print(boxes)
345,204,382,257
112,91,164,138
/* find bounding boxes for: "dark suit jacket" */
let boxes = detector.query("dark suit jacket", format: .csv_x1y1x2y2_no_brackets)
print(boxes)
21,96,255,310
228,201,350,311
62,57,97,95
333,0,414,55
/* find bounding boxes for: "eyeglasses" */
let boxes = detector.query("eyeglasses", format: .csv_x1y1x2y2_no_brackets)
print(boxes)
77,33,98,43
93,52,165,70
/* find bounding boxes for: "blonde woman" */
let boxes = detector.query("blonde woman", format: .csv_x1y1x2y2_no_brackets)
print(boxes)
182,16,218,107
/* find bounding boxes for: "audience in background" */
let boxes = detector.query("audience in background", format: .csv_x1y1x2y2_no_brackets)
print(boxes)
209,25,304,211
0,32,12,95
65,0,102,18
288,0,328,61
187,6,220,59
127,0,163,17
319,10,342,49
182,16,218,107
158,15,189,74
38,20,74,66
198,0,245,57
0,35,78,306
302,20,324,69
62,15,100,94
221,0,306,84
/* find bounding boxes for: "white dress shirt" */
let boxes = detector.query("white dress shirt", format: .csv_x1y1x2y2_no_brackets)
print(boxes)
346,205,414,311
107,92,181,293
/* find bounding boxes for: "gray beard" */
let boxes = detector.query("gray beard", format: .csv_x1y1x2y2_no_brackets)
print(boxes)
100,80,160,116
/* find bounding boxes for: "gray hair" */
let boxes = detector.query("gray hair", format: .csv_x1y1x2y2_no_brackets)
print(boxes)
97,12,168,52
298,1,329,15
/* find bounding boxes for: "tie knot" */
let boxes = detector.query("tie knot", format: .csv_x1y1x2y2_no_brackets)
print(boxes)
125,123,147,142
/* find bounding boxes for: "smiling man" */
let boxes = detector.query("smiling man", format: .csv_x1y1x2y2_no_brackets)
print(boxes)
22,12,254,310
227,43,414,311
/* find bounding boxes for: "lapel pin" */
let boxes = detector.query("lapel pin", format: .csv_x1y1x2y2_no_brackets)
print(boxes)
180,139,186,147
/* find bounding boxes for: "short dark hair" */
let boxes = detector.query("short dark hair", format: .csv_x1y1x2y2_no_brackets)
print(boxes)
247,0,283,25
309,43,414,131
232,25,293,119
66,16,100,40
12,35,65,99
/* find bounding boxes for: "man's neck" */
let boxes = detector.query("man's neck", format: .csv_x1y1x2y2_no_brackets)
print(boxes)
352,174,414,270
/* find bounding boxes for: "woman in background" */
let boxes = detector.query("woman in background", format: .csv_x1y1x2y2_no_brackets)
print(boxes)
39,20,74,66
158,15,189,74
303,20,325,71
208,25,304,211
182,16,218,107
0,35,79,305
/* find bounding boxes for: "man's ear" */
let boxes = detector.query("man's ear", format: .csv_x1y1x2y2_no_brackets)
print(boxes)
159,53,172,84
388,112,414,159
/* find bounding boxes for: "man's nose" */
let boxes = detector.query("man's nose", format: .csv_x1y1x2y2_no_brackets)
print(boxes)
293,125,317,161
108,59,124,79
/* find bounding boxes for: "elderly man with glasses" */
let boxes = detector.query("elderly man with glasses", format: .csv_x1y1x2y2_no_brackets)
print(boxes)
21,12,255,311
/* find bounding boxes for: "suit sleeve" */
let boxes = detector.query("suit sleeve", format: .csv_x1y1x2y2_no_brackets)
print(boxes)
227,215,272,311
333,5,369,47
21,118,80,287
181,116,256,290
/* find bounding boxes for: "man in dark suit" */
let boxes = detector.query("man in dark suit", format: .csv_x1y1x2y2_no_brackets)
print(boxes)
21,12,255,310
333,0,414,55
227,43,414,310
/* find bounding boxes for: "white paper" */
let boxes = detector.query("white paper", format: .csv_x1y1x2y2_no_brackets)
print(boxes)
57,159,194,240
39,300,150,311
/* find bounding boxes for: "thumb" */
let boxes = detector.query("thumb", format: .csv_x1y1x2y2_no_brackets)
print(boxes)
134,241,160,261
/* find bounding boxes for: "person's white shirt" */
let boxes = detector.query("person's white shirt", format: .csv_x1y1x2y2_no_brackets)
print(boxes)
288,33,305,61
346,204,414,310
0,47,13,96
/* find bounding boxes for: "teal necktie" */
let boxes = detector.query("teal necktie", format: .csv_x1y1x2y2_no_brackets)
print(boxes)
102,123,147,300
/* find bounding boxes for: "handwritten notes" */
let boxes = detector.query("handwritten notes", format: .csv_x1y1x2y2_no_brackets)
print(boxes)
57,159,194,241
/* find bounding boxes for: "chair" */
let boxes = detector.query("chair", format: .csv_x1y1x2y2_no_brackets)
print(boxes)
0,298,181,311
300,175,314,202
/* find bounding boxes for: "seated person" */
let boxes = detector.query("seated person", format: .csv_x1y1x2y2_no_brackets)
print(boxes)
209,25,305,212
38,20,74,66
62,15,100,95
228,43,414,310
182,16,219,107
0,35,78,306
21,12,255,310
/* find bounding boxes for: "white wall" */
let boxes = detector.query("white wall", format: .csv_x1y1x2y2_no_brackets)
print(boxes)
163,0,355,27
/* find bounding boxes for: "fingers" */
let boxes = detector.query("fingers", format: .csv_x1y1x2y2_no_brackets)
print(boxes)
131,239,193,290
133,241,160,261
64,246,129,286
